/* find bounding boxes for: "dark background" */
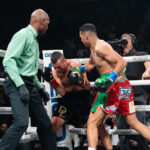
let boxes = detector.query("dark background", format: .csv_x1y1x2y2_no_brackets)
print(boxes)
0,0,150,58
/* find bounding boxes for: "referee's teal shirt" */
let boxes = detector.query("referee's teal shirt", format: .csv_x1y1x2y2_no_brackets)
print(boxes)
3,25,43,90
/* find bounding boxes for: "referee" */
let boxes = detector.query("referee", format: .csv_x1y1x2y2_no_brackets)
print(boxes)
0,9,57,150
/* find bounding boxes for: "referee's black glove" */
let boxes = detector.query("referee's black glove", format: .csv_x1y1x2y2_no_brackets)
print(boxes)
39,88,50,103
18,84,30,103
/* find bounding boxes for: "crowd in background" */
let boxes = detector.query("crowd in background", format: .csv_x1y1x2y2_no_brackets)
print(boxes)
0,0,150,57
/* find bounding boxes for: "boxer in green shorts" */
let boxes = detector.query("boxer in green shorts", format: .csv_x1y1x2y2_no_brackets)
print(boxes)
91,72,136,116
78,23,150,150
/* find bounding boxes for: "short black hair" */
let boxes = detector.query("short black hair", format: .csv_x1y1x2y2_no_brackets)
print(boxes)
79,23,97,34
51,51,64,64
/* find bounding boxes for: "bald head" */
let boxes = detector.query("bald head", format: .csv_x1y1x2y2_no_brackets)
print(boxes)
30,9,48,23
30,9,50,35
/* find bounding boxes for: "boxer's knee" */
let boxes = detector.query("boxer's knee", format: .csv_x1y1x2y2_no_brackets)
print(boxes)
51,116,66,133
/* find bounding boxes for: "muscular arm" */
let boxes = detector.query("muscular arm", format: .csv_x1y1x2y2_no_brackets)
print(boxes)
84,55,96,72
96,42,127,75
142,61,150,79
81,72,91,89
52,71,66,96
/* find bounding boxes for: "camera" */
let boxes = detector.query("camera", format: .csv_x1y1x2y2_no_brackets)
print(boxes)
107,39,128,55
108,39,128,46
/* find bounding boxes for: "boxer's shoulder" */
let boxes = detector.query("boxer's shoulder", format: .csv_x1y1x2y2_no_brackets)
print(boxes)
67,59,81,69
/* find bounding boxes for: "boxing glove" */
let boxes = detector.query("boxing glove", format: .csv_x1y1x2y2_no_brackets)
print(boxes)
40,67,59,89
67,67,84,86
95,72,118,93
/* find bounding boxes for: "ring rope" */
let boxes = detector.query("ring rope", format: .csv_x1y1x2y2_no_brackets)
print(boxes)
69,127,145,135
1,78,150,86
0,49,6,57
1,49,150,67
0,127,38,143
90,80,150,87
0,105,150,114
20,132,38,143
71,55,150,64
0,78,4,85
18,125,144,143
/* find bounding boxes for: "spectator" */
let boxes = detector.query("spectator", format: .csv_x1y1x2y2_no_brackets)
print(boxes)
0,122,8,139
117,33,150,150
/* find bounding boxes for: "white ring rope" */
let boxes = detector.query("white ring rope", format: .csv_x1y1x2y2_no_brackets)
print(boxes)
20,132,38,143
20,126,143,143
1,49,150,68
123,55,150,62
0,127,38,143
26,127,37,134
19,121,150,142
108,129,140,135
71,55,150,64
0,49,6,57
90,80,150,87
0,78,4,85
1,78,150,86
69,127,145,135
0,133,38,143
0,105,149,115
0,107,11,114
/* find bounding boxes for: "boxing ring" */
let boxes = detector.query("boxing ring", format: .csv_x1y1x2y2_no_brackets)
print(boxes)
0,49,150,143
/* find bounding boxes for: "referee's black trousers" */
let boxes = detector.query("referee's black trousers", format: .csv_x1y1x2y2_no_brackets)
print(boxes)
0,76,57,150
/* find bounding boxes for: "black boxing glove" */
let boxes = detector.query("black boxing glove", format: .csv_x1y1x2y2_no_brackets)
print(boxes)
40,67,53,82
39,88,50,103
67,67,84,86
18,84,30,103
40,67,59,89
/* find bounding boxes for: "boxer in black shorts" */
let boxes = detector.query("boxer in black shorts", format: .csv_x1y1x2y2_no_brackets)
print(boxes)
53,90,91,127
40,51,92,132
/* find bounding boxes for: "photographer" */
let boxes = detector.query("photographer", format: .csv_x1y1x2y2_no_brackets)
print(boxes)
117,33,150,150
108,38,128,55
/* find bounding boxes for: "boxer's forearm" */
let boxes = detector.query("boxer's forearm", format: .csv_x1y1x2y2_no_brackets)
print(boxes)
84,62,95,72
113,57,127,75
144,61,150,72
55,86,66,96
